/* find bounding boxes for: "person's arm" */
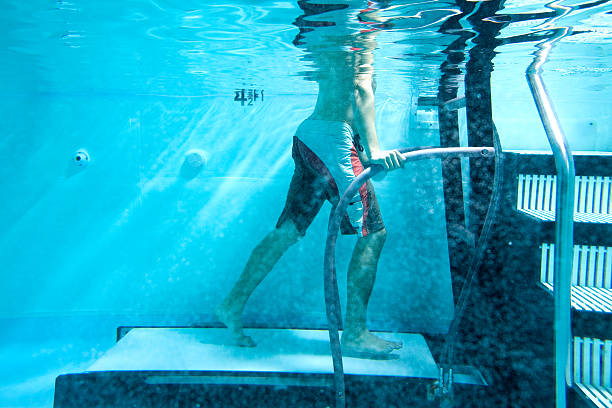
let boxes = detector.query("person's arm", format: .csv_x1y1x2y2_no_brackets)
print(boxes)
351,7,406,171
353,75,378,155
352,71,404,171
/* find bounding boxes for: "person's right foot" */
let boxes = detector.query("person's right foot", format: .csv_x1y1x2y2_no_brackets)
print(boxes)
341,330,402,359
214,303,256,347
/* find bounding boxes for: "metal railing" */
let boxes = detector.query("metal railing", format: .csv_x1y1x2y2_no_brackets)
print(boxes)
526,25,575,408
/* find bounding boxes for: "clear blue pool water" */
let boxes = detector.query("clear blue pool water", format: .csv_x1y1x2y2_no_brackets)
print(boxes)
0,0,610,407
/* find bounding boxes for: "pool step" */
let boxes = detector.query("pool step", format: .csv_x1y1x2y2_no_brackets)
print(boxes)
517,174,612,224
540,243,612,313
573,337,612,408
541,282,612,314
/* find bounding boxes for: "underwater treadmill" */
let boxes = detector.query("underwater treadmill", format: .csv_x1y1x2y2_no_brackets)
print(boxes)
53,327,485,407
54,146,494,407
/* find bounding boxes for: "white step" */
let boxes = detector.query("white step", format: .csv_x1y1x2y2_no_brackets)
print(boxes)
540,244,612,313
517,175,612,224
541,282,612,313
574,337,612,408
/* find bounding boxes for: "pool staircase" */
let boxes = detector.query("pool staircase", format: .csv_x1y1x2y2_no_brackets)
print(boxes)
511,152,612,408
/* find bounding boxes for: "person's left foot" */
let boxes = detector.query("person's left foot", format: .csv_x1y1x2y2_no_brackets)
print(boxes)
214,303,256,347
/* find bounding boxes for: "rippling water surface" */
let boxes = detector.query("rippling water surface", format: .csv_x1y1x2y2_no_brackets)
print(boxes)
1,0,610,99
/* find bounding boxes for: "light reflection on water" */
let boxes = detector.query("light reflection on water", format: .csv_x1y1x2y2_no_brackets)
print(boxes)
0,0,610,97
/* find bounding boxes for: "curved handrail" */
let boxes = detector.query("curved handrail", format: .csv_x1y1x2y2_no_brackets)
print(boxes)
324,146,495,408
526,25,575,408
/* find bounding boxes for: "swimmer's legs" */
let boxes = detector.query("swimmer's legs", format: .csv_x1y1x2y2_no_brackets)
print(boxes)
342,228,403,355
216,221,301,347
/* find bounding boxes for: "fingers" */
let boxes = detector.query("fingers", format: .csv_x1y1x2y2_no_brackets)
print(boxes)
382,156,391,170
371,150,405,171
398,150,406,168
374,153,390,170
391,150,402,169
387,150,404,170
385,155,395,169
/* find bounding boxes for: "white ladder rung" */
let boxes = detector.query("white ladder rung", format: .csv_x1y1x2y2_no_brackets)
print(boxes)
594,176,603,214
537,175,545,210
573,246,581,286
587,245,598,287
606,248,612,289
604,341,611,388
529,175,538,210
580,245,589,287
594,338,603,386
575,176,582,213
604,178,611,214
584,338,593,384
576,337,584,383
596,246,606,288
544,175,554,211
541,244,549,284
517,175,525,210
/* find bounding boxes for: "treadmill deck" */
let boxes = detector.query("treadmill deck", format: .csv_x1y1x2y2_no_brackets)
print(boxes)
88,328,439,379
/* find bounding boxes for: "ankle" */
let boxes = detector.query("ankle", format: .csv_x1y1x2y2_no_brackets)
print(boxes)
342,327,367,341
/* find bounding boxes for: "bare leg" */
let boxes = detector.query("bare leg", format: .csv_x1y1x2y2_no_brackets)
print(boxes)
216,221,301,346
342,228,403,356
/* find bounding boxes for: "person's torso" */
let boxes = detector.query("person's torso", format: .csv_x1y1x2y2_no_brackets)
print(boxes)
309,66,356,130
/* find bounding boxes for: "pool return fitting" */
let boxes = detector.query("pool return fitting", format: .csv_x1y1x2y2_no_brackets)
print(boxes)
324,145,500,408
180,149,209,180
73,149,90,167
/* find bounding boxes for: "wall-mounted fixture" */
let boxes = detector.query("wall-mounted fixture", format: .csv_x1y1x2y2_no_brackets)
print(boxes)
74,149,90,167
415,96,439,130
180,149,208,180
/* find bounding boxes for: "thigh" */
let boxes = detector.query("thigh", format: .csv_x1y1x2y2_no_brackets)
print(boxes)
336,146,385,237
275,139,328,236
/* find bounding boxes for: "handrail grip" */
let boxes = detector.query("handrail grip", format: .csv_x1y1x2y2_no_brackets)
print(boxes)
324,146,495,408
526,26,575,408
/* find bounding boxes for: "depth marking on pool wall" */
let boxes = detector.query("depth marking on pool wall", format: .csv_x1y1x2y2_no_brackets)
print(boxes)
234,88,264,106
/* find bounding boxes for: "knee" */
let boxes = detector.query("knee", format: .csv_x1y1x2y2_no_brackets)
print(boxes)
367,228,387,248
273,221,302,247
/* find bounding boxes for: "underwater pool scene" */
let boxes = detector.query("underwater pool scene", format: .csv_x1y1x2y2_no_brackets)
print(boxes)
1,0,611,407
